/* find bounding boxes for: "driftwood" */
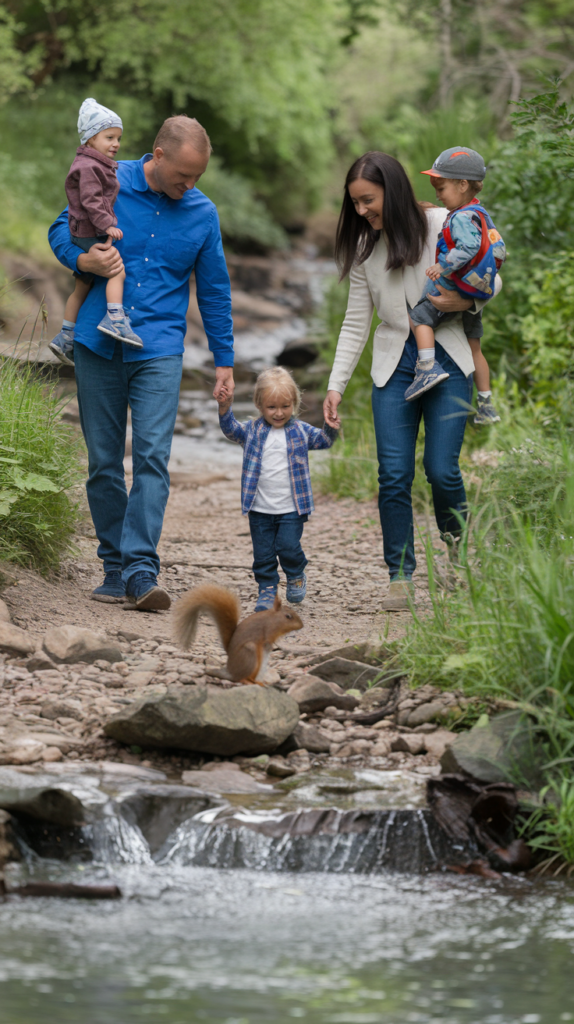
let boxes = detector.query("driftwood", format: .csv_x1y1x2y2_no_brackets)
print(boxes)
3,881,121,899
350,678,402,725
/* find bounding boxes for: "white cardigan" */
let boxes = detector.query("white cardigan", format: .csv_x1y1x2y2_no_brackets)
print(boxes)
327,207,499,394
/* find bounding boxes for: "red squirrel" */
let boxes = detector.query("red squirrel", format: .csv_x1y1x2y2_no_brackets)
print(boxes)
172,584,303,684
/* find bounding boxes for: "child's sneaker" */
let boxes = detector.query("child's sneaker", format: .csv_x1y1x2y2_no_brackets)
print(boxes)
97,310,143,349
255,586,277,612
286,573,307,603
405,358,450,402
49,330,75,366
474,394,500,425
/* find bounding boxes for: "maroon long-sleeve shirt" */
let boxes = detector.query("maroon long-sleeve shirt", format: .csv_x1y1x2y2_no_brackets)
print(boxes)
65,145,120,237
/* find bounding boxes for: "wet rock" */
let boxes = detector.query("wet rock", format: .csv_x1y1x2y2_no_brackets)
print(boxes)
292,722,332,753
422,728,456,760
104,684,300,756
181,768,271,793
0,808,21,867
312,657,383,693
200,760,241,772
266,757,296,778
440,712,540,785
391,733,426,755
0,599,11,623
117,784,213,853
43,625,123,665
0,622,36,658
287,675,359,714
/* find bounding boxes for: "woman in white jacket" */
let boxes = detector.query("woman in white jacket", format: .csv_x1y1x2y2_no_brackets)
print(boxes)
323,152,496,611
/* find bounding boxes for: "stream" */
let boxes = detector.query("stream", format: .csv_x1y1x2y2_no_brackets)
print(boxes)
1,866,574,1023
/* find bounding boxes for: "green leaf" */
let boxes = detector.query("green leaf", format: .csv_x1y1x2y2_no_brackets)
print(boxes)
10,468,60,493
0,456,21,464
0,488,19,516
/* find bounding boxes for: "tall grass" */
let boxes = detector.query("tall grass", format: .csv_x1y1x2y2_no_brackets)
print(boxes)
0,312,84,570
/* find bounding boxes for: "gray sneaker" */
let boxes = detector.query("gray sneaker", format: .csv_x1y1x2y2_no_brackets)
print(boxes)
49,330,75,366
405,358,450,402
474,395,501,425
97,310,143,349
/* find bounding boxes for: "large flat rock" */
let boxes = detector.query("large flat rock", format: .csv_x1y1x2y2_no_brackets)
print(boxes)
104,684,300,756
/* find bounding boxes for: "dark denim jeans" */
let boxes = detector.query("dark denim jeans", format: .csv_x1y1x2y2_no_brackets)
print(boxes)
74,342,182,582
248,510,308,588
371,332,472,580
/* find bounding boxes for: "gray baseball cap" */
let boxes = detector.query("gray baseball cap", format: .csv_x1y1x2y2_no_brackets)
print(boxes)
421,146,486,181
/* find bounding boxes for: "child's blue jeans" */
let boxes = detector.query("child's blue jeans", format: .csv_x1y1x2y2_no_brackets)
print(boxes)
248,510,308,589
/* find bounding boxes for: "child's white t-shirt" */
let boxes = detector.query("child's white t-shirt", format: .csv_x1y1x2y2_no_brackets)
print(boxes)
252,427,296,514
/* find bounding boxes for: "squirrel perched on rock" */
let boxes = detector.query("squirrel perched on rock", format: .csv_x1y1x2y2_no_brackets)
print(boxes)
172,584,303,684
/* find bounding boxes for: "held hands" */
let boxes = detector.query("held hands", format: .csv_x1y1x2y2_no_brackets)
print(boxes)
323,390,342,429
106,226,123,240
213,366,235,414
426,263,442,281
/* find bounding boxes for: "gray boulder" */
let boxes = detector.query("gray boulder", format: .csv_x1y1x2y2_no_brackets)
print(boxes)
440,711,541,785
292,721,332,753
0,621,36,657
287,675,359,713
104,684,300,756
43,625,122,665
312,657,383,692
0,598,11,623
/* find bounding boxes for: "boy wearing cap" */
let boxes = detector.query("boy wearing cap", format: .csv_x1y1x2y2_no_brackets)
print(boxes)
49,98,142,365
405,146,505,424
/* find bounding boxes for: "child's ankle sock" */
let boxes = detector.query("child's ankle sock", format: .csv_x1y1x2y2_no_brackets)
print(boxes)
62,319,75,336
418,348,435,364
107,303,124,320
477,390,492,399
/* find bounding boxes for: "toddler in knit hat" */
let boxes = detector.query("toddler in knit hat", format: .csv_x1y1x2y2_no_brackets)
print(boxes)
49,98,143,365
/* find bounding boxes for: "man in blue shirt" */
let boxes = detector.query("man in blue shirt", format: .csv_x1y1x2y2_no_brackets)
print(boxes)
49,115,235,610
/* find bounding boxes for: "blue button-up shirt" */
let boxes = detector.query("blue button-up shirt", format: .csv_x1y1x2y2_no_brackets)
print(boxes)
219,408,338,516
48,154,234,364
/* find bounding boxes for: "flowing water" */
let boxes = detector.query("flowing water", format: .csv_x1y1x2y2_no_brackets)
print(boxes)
1,864,573,1024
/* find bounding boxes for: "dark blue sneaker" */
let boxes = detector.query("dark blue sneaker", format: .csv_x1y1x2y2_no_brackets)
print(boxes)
49,330,75,366
255,586,277,612
286,573,307,603
91,570,126,603
125,571,171,611
404,358,449,402
97,310,143,349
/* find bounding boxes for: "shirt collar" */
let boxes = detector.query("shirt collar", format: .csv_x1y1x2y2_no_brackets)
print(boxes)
133,154,156,193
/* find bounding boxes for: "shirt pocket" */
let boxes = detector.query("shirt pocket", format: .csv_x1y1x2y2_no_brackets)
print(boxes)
159,230,201,272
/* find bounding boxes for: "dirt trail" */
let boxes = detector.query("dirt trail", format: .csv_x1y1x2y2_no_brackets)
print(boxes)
4,467,435,655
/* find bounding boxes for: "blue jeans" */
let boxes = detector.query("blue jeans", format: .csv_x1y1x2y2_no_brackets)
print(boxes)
74,342,182,581
371,332,472,580
248,510,308,588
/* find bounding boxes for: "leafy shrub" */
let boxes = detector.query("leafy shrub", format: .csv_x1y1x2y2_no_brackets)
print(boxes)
0,353,84,570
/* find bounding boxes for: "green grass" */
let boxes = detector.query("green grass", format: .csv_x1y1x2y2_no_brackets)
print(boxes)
0,311,84,570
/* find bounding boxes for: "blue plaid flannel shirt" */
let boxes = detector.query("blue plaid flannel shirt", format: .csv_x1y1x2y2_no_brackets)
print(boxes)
219,408,338,515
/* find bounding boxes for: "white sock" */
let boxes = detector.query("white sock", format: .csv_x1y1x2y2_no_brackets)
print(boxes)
107,303,123,318
477,390,491,399
62,319,75,333
418,348,435,363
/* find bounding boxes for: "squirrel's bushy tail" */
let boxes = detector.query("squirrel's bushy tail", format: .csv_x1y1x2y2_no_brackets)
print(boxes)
172,584,240,652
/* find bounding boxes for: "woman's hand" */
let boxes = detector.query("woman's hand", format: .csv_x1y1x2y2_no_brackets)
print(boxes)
323,390,342,429
428,284,472,312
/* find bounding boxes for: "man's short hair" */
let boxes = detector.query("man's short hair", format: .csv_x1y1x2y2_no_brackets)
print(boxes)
153,115,212,157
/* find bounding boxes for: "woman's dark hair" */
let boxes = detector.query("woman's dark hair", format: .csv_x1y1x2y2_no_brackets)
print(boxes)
335,151,428,278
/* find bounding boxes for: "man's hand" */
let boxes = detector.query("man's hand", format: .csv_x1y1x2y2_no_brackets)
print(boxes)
428,283,472,312
77,240,124,279
323,389,342,429
106,226,123,240
213,366,235,404
426,263,442,281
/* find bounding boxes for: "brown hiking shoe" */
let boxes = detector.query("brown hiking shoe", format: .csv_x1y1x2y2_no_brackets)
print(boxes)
381,579,415,611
